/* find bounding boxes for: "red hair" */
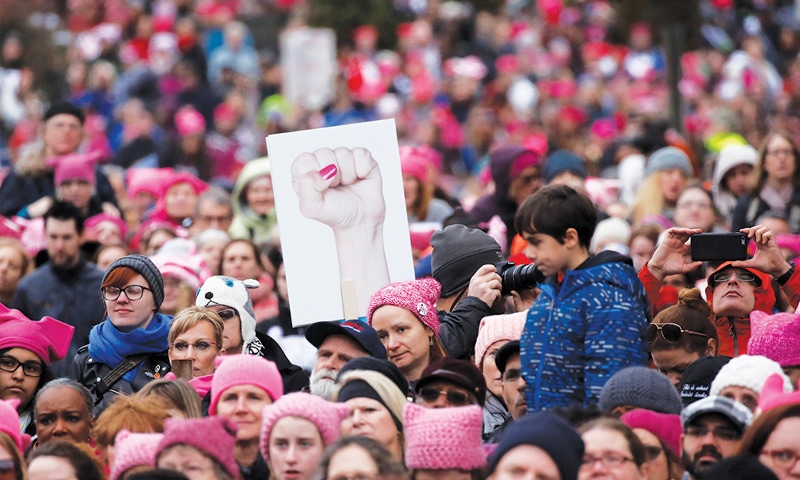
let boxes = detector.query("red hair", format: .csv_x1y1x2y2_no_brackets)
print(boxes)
102,266,140,289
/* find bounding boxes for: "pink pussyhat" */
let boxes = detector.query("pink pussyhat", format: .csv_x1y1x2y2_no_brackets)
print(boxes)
0,399,30,452
403,403,486,470
46,150,104,187
758,373,800,413
109,430,163,480
0,304,74,366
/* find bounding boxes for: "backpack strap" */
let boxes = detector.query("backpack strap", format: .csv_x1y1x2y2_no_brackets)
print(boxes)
92,353,151,404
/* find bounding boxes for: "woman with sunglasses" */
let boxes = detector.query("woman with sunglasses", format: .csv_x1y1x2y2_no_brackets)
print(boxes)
69,255,172,415
648,288,718,386
0,304,73,438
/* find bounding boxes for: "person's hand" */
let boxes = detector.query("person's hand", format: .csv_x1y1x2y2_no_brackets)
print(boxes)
291,147,385,231
466,264,503,308
647,227,703,282
731,225,793,279
26,196,54,218
101,202,121,218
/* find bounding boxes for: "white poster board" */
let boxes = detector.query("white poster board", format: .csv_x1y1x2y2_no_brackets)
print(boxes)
267,119,415,326
280,27,336,111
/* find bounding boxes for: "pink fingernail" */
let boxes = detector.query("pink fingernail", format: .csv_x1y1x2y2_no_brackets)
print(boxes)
318,164,337,180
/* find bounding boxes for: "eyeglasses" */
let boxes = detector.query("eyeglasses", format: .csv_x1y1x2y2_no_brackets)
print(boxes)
417,388,471,406
580,453,634,469
216,308,238,321
710,271,757,286
684,425,741,441
171,341,218,353
199,214,232,224
767,148,794,157
102,285,151,301
0,459,15,478
647,323,709,344
676,200,713,210
762,449,800,469
643,445,663,462
0,355,43,377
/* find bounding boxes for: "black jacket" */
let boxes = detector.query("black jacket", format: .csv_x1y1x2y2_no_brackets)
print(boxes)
438,296,493,360
69,346,171,416
253,331,309,393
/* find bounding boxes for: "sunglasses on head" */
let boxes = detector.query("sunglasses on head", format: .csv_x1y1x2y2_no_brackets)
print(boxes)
710,270,757,286
647,323,709,344
417,388,471,406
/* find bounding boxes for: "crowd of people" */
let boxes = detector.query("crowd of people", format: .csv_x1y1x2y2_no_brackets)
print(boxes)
3,0,800,479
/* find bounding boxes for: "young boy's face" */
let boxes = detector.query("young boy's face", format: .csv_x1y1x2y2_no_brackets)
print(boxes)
522,232,572,277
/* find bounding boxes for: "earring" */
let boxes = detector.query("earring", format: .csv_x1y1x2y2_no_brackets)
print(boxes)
429,337,433,346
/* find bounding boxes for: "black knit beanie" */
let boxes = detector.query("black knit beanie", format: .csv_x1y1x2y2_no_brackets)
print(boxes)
679,355,731,407
488,412,584,480
431,224,504,297
337,379,403,431
103,254,165,310
44,101,85,124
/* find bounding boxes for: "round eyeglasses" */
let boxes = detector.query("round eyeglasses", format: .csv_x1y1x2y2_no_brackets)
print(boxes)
102,285,151,301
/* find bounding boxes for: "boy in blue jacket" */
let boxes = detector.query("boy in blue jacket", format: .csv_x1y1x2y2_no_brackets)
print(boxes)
515,184,649,412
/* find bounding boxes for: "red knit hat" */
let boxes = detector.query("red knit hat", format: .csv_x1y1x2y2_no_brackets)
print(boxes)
209,354,283,415
0,304,73,366
259,392,350,461
403,403,486,470
157,417,239,480
367,278,441,336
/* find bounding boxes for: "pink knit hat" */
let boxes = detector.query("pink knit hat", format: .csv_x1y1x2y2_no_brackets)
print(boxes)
748,310,800,367
400,146,431,183
620,409,682,459
84,213,128,242
209,354,284,415
0,304,74,366
259,392,350,461
403,403,486,470
47,151,102,187
174,106,206,136
126,167,173,200
758,373,800,413
368,278,441,337
473,311,526,367
152,254,207,290
157,417,239,479
110,430,163,480
0,399,29,452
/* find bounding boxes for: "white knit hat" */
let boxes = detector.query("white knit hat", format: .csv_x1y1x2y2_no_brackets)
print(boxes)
473,311,526,367
710,354,793,396
196,276,260,353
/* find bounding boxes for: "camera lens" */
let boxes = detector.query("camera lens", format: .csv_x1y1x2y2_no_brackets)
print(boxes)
499,263,542,295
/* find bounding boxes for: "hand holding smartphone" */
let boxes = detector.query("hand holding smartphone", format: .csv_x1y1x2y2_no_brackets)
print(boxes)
690,233,748,261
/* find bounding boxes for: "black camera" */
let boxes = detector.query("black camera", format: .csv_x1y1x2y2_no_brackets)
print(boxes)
495,261,544,296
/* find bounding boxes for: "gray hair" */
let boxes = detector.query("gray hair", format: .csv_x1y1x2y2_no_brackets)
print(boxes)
35,378,95,420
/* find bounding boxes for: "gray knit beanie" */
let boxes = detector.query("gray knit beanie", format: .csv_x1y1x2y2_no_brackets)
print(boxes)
645,146,692,177
599,366,683,415
103,254,165,310
431,224,504,297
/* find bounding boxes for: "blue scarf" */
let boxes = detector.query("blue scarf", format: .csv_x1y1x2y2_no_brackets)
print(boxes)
88,313,172,382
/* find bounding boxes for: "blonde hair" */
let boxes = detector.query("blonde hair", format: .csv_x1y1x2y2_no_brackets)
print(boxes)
168,306,224,348
628,170,687,225
135,378,203,418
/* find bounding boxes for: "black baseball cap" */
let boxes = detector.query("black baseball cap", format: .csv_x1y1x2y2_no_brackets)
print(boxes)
495,340,521,375
415,357,487,406
305,320,387,360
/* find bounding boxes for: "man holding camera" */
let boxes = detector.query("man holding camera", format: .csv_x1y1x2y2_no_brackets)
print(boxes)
641,224,800,357
430,224,538,361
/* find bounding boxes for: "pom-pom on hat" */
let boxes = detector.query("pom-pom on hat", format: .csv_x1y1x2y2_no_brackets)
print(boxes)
157,417,239,480
710,354,793,396
0,304,74,366
488,412,584,480
196,276,260,355
368,278,441,337
259,393,349,461
748,310,800,367
403,403,486,470
104,254,165,310
209,354,283,415
110,430,163,480
431,224,504,297
646,146,692,177
473,311,526,368
0,399,30,452
599,366,683,415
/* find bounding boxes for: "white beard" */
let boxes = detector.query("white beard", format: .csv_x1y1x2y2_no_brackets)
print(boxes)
309,368,338,400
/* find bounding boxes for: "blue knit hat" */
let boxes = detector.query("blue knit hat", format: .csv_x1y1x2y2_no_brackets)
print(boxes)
488,412,584,480
645,146,692,177
543,149,587,183
599,366,683,415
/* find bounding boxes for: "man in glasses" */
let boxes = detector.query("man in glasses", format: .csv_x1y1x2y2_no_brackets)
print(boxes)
485,340,527,443
641,225,800,358
11,201,105,377
413,357,486,409
679,395,753,479
196,275,308,393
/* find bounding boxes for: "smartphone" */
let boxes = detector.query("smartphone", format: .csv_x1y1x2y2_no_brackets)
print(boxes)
690,233,748,261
